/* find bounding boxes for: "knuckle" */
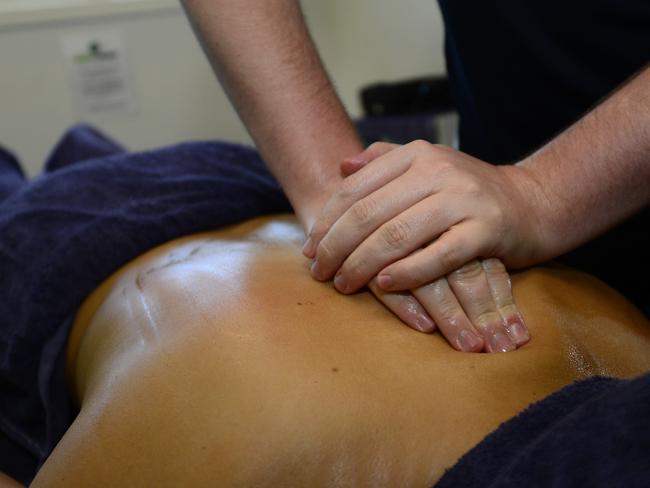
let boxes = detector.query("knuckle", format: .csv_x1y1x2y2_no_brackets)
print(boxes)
428,278,448,297
338,176,359,200
431,143,451,153
435,160,456,178
428,281,461,323
349,197,377,226
498,303,519,317
411,156,432,173
491,205,508,234
368,141,386,152
484,207,508,242
380,219,412,250
464,180,482,196
394,262,425,288
316,238,335,262
482,258,508,278
482,257,506,271
429,143,454,159
437,242,462,272
450,260,483,281
483,260,515,308
411,139,432,152
342,258,368,284
485,200,504,223
436,299,461,324
309,222,328,242
474,311,503,332
415,152,453,177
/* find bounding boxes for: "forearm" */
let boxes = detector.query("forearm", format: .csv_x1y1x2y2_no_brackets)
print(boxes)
519,66,650,260
181,0,363,229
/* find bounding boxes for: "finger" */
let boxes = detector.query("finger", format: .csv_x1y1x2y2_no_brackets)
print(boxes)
447,260,515,353
376,223,483,291
315,174,448,287
332,192,464,293
482,258,530,346
305,145,414,259
412,277,484,352
341,142,399,176
367,277,436,333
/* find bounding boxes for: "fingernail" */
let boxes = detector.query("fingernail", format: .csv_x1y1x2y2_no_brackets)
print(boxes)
377,273,393,289
488,332,515,353
506,318,530,345
334,272,348,293
302,237,314,257
311,260,321,279
457,329,483,352
414,313,435,333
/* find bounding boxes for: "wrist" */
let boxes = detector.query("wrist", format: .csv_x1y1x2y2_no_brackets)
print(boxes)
513,148,585,264
291,174,344,232
502,161,559,265
272,135,362,232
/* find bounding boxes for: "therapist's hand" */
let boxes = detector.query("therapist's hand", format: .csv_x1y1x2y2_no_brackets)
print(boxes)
364,257,529,352
303,140,546,293
303,142,531,352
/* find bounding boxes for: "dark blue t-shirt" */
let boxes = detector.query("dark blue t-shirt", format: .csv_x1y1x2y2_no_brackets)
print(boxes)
438,0,649,313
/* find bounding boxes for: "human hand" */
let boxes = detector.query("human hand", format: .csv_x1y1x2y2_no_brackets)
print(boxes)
303,141,545,293
365,257,529,352
303,142,531,352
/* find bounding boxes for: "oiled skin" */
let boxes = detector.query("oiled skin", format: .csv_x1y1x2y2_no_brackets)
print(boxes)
32,215,650,487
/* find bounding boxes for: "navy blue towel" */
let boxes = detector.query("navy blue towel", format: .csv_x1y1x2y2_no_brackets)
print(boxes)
0,146,25,203
435,373,650,487
0,125,291,484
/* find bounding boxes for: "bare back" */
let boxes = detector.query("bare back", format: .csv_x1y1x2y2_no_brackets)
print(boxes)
33,215,650,487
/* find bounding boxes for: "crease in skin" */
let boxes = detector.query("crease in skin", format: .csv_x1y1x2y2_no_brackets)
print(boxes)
127,243,258,346
142,245,204,279
132,274,163,346
120,285,146,351
73,284,156,403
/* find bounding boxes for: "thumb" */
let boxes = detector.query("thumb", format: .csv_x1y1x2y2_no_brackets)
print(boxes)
341,142,399,176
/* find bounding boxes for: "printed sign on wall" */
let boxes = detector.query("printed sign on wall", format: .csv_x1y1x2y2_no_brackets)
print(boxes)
61,30,137,117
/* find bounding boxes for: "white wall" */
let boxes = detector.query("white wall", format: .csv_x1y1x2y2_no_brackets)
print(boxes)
0,0,445,176
306,0,446,115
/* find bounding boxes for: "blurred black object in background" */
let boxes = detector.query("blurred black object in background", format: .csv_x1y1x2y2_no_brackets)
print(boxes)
361,76,454,116
355,76,457,146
